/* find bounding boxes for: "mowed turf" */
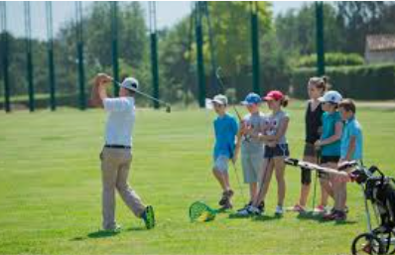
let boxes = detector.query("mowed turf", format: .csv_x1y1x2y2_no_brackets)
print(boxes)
1,103,395,255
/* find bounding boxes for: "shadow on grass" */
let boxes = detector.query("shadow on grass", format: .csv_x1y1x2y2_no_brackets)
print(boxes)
297,212,325,222
70,226,149,241
297,212,358,225
70,230,120,241
87,230,120,239
228,213,251,219
125,226,147,232
253,214,283,222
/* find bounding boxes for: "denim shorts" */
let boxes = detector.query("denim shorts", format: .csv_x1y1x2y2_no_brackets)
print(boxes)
213,155,229,173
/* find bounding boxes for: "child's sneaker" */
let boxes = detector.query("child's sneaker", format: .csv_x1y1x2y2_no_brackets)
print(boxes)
323,210,340,221
141,205,155,229
335,211,347,221
219,190,234,206
235,205,262,217
250,205,263,216
222,200,233,210
275,205,284,216
237,202,252,212
289,204,306,213
314,204,327,214
235,206,252,217
257,201,265,212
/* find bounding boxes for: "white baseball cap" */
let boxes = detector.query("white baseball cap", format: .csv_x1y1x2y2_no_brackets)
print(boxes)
120,77,139,92
212,94,228,105
319,90,343,104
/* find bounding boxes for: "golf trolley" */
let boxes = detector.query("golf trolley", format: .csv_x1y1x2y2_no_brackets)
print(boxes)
350,164,395,255
284,158,395,255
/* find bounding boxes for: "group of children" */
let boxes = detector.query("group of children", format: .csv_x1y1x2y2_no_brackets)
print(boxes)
210,76,363,221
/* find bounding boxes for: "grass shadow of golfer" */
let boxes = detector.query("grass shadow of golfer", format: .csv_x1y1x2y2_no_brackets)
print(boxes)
87,230,120,239
125,226,146,232
70,230,121,241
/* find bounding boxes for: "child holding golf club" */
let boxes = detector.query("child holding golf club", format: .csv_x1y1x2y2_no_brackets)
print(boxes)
237,90,290,216
236,93,267,212
323,99,363,221
314,90,344,215
211,94,239,210
292,77,327,213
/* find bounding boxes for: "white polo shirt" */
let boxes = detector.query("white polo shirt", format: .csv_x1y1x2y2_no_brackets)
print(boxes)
103,97,135,147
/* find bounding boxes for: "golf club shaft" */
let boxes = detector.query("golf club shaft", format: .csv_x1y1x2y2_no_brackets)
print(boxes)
111,78,170,107
312,171,318,210
215,68,243,122
231,161,247,204
311,151,321,210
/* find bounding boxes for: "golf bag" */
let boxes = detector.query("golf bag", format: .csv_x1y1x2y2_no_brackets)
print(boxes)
352,166,395,229
350,165,395,254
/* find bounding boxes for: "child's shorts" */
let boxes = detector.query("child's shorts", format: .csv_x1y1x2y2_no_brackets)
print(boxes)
242,152,264,183
264,144,290,158
319,155,340,179
304,143,318,158
213,155,229,173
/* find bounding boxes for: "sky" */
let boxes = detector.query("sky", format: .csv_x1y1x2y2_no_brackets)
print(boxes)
2,1,305,40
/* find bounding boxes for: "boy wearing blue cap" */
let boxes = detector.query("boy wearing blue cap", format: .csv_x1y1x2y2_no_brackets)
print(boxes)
236,93,267,212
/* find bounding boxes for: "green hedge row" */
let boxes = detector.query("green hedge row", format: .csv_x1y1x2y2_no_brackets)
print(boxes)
295,53,365,68
291,64,395,100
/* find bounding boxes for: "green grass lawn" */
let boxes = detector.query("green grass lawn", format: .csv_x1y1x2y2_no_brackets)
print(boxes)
1,104,395,255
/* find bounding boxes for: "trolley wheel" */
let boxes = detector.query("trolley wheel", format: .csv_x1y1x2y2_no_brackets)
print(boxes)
352,233,386,255
373,227,395,254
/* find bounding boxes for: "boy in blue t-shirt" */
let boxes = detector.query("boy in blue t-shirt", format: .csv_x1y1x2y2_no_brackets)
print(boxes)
211,94,239,210
339,99,363,162
332,99,363,220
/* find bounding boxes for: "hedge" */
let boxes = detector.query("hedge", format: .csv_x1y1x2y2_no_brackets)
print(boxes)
291,64,395,100
295,53,365,68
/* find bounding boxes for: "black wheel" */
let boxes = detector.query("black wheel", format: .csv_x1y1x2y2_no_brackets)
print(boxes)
352,233,385,255
373,227,395,254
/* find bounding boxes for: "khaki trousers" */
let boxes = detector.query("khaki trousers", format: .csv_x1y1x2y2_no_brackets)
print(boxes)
100,147,145,230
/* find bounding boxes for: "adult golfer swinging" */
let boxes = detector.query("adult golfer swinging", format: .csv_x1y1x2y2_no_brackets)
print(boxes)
92,73,155,231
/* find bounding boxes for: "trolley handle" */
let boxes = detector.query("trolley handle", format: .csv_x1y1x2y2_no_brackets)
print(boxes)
338,161,358,171
284,158,299,167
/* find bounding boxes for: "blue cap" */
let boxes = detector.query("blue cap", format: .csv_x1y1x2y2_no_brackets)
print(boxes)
241,93,262,105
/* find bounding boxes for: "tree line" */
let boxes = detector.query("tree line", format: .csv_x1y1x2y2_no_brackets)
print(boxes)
1,1,395,106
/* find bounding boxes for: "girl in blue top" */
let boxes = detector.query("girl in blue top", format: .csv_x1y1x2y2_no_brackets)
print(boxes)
314,90,344,214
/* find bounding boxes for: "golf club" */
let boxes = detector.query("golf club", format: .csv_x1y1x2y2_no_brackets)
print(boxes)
216,67,247,204
215,67,243,121
231,159,247,204
111,77,171,113
311,149,321,212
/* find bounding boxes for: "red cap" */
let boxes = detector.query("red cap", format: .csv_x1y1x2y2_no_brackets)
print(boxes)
263,90,284,101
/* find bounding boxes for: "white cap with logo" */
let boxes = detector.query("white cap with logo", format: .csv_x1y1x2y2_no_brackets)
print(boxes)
319,90,343,104
120,77,139,92
212,94,228,105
